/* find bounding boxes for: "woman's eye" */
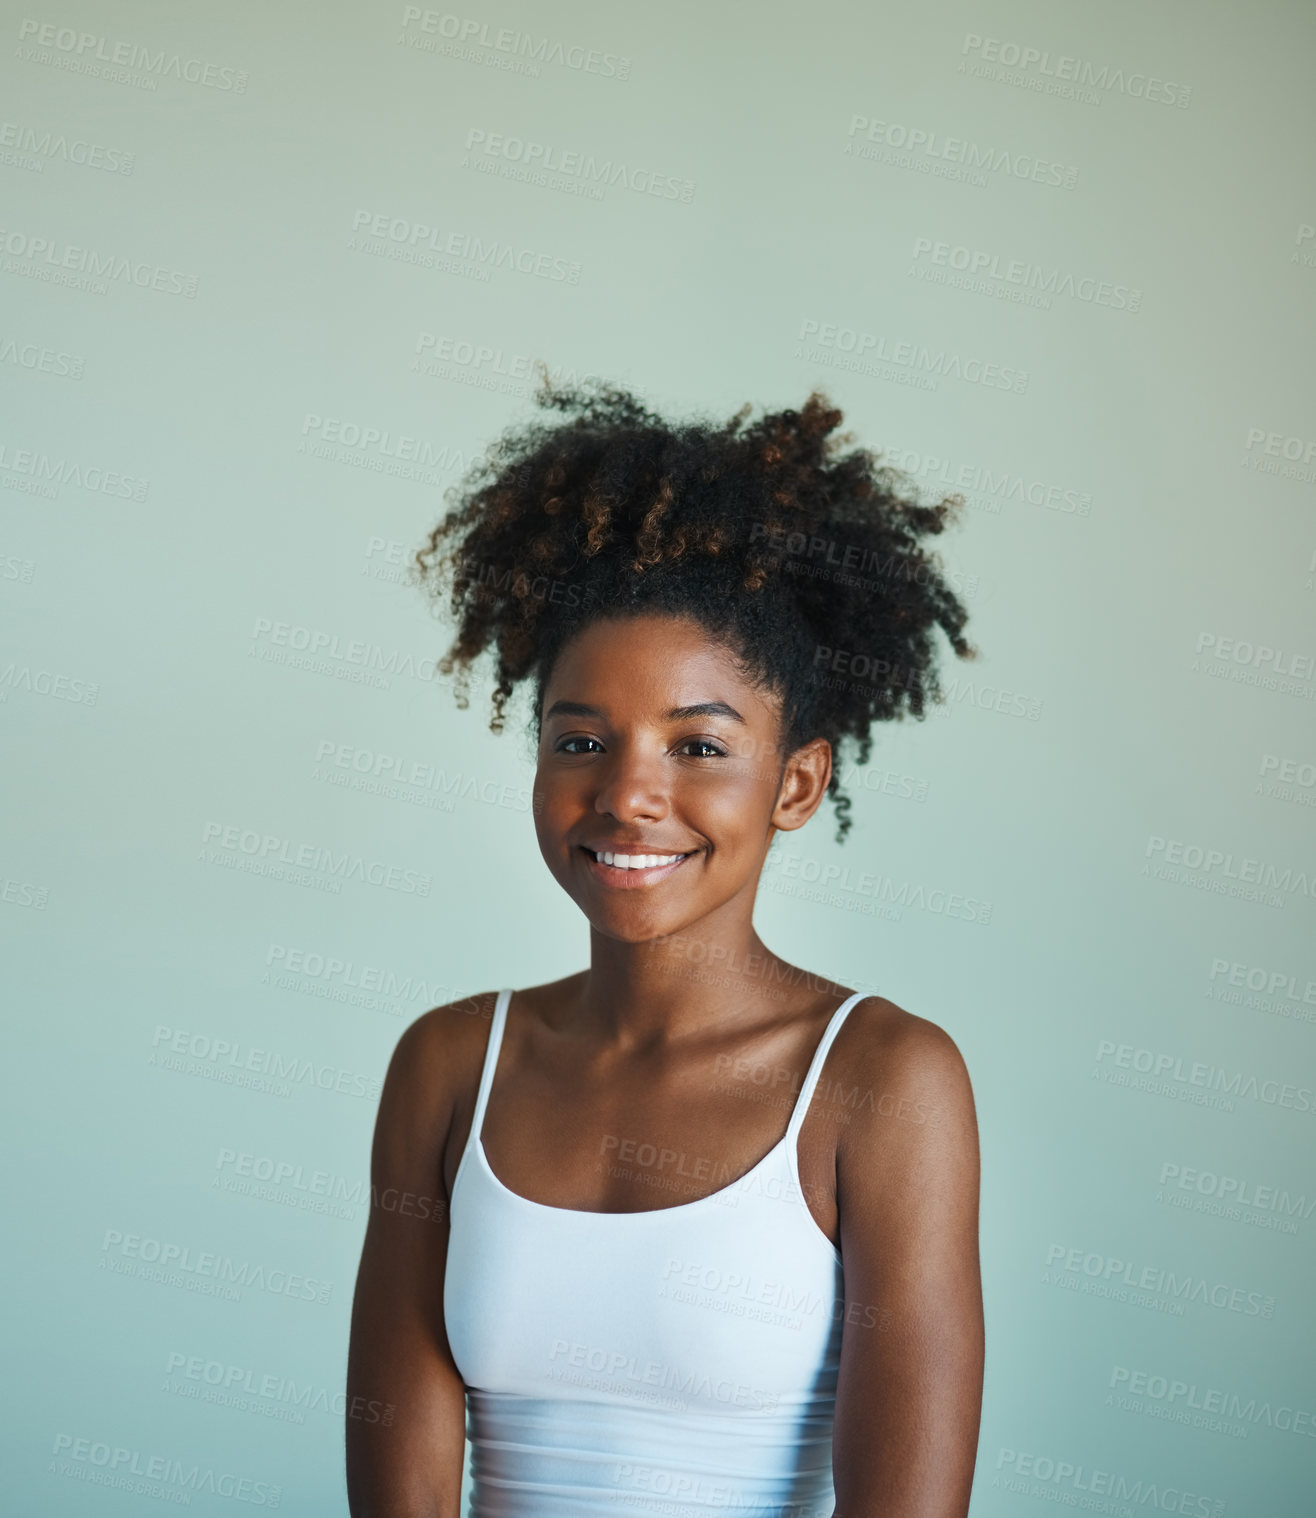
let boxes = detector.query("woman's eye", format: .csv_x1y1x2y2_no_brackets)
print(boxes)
555,736,727,758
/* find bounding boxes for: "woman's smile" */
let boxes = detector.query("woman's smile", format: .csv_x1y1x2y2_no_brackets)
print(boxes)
577,843,703,889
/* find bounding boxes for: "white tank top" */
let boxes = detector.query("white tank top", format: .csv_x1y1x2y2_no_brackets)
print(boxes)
444,987,867,1517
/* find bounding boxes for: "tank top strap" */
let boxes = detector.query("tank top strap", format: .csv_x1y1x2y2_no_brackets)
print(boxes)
468,987,513,1149
783,990,869,1147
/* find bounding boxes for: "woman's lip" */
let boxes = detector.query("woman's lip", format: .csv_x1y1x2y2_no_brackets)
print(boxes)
577,845,697,889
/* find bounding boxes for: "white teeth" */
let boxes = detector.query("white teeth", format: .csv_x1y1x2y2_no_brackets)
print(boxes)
596,850,685,870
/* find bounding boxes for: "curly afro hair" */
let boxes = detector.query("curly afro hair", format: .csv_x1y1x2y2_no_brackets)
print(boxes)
412,367,976,842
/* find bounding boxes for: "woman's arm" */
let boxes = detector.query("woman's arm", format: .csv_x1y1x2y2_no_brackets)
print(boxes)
345,1008,470,1518
831,1012,984,1518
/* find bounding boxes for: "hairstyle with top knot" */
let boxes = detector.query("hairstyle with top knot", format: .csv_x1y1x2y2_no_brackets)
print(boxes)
412,368,977,842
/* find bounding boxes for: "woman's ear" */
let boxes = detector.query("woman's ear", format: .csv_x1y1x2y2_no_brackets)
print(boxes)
771,737,832,834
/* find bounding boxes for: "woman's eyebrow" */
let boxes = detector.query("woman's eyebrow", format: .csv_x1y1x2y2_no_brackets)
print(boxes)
544,699,747,725
666,701,746,725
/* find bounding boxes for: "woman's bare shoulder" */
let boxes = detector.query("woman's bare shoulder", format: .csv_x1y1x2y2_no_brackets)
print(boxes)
389,971,587,1090
839,990,965,1048
374,990,503,1134
403,988,501,1045
832,992,978,1138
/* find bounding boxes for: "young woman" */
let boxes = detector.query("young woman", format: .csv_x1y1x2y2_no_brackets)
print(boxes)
345,379,984,1518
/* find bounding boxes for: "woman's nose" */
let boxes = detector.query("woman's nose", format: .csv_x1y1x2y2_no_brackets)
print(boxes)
591,749,670,823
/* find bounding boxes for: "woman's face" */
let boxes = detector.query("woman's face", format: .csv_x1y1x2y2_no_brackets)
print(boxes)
533,612,830,943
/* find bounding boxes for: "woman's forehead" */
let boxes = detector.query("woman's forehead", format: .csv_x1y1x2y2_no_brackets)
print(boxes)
542,618,780,720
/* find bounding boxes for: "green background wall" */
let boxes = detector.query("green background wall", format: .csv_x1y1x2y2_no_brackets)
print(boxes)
3,2,1313,1513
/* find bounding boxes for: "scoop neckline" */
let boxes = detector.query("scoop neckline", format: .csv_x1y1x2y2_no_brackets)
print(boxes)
461,985,864,1264
475,1128,787,1216
472,1131,843,1263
